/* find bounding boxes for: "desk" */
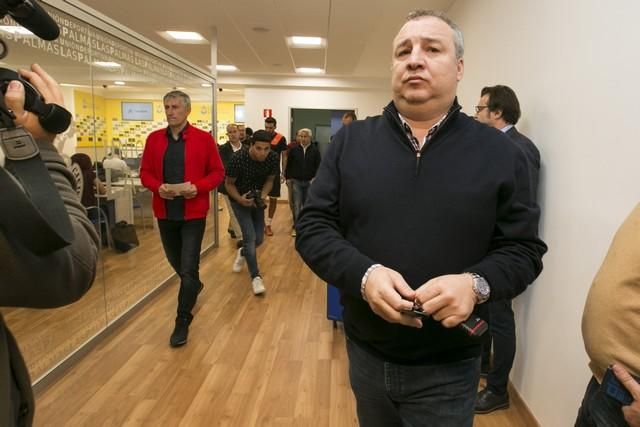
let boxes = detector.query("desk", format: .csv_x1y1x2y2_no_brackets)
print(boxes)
106,186,133,224
109,178,154,228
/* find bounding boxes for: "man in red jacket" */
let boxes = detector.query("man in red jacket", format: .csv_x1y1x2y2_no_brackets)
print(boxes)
140,90,224,347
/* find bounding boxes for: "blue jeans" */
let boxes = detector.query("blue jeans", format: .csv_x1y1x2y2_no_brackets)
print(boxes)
575,377,628,426
346,338,480,427
157,218,206,323
291,179,311,225
230,201,265,278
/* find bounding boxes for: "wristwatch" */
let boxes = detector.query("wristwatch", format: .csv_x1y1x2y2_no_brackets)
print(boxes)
468,273,490,304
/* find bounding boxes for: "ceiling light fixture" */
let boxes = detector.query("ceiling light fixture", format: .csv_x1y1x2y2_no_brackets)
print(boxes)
93,61,122,68
216,64,238,72
201,83,212,88
295,67,325,74
159,30,207,44
114,81,126,86
287,36,326,48
0,25,35,36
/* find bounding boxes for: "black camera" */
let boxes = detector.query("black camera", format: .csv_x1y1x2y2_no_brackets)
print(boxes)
0,68,71,133
248,189,266,210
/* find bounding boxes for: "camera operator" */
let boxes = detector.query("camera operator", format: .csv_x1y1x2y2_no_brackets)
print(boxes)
224,130,278,296
0,64,99,427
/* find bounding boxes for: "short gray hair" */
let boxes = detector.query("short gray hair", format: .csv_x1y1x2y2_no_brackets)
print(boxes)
406,10,464,59
163,90,191,109
298,128,312,138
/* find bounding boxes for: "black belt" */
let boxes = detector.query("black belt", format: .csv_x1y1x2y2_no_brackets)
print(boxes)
0,126,73,254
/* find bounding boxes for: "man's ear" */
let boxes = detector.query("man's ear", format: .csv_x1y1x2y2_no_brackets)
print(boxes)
492,108,504,120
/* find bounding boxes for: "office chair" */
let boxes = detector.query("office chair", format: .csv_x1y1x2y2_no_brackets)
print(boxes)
71,161,113,248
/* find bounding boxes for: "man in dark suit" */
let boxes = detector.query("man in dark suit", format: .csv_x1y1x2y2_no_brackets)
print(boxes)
473,85,540,414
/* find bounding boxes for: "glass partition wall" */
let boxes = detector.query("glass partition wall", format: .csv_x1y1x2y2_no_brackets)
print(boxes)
0,2,216,384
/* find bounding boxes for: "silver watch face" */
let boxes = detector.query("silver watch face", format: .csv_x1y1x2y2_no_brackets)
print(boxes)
473,276,490,300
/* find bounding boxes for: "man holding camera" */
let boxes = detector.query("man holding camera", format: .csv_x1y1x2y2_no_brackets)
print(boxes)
1,64,99,427
225,130,278,295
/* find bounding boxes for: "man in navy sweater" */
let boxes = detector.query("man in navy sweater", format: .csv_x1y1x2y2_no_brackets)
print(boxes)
296,9,546,427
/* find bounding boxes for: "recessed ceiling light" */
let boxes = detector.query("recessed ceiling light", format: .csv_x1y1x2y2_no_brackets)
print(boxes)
93,61,121,68
216,64,238,72
114,81,126,86
296,67,325,74
201,83,212,88
158,30,207,44
287,36,326,48
0,26,35,36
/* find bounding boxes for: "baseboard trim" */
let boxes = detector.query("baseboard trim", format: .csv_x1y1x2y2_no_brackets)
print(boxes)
508,381,540,427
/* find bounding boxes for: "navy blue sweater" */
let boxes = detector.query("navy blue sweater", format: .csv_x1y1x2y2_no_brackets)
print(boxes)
296,100,546,364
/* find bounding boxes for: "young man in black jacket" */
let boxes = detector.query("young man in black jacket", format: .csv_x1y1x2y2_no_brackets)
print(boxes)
284,128,321,237
295,10,546,427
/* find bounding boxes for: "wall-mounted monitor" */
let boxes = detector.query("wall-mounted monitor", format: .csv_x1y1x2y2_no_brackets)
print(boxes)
122,102,153,121
234,104,245,123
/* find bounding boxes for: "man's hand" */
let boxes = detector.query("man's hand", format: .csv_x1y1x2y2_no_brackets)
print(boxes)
415,273,477,328
238,191,254,207
4,63,64,143
613,364,640,426
158,184,176,200
362,266,422,328
180,184,197,199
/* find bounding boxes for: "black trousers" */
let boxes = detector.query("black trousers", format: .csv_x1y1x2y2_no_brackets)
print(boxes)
157,218,206,323
480,299,516,395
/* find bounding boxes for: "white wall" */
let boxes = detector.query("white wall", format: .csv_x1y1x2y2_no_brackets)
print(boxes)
244,87,390,141
449,1,640,426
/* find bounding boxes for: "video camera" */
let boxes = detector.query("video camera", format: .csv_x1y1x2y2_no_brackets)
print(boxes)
0,0,71,132
0,0,74,255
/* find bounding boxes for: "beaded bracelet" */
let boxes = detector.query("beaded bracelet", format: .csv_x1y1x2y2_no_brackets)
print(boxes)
360,264,383,301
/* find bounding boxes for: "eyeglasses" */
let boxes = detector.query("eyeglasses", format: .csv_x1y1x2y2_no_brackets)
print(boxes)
474,105,489,113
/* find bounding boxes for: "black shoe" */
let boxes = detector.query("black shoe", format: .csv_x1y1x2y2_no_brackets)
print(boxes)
228,229,236,239
236,240,243,249
475,388,509,414
170,318,190,347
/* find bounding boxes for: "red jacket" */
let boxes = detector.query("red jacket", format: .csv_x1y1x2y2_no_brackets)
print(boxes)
140,123,224,220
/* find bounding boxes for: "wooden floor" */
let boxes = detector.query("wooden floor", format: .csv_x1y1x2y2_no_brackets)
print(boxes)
35,206,537,426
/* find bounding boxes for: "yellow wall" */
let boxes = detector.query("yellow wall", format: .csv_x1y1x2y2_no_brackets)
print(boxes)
216,102,236,144
73,90,241,153
74,90,107,147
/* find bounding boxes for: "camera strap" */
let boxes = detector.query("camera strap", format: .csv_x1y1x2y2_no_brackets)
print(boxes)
0,126,73,254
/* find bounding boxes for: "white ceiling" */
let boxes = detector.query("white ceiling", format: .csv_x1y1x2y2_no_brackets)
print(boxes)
76,0,457,90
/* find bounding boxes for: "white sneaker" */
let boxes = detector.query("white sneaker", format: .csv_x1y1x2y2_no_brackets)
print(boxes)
251,276,266,295
232,248,245,273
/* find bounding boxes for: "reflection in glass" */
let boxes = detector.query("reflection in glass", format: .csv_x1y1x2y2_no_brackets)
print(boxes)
0,3,216,383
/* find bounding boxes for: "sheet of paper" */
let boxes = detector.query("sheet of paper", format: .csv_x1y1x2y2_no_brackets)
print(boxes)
165,182,191,193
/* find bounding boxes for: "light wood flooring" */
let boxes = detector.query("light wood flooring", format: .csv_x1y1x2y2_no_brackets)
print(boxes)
1,210,215,381
34,206,537,426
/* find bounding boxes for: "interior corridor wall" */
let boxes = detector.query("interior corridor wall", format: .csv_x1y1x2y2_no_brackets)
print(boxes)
448,1,640,425
244,87,389,144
